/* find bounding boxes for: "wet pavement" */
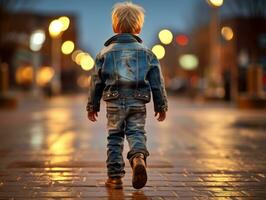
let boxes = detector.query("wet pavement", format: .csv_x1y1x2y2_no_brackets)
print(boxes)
0,95,266,199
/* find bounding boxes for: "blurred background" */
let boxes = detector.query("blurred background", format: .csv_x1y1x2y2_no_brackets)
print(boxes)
0,0,266,108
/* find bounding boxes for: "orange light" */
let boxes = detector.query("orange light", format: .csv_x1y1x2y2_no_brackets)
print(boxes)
176,35,188,46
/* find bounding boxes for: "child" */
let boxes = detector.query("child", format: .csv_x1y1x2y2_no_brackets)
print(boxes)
87,2,168,189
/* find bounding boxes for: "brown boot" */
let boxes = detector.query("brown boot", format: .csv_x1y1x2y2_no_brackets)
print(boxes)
132,154,147,189
105,177,123,189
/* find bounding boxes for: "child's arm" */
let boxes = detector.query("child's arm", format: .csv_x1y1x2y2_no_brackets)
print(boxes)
147,53,168,121
86,54,105,122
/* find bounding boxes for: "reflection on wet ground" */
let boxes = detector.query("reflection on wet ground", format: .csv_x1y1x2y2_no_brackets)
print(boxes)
0,95,266,199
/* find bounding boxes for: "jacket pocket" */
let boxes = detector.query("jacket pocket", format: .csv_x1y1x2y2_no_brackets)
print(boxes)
134,91,151,103
103,91,120,101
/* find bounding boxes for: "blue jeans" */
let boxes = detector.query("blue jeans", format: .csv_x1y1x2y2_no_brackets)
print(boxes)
106,98,149,178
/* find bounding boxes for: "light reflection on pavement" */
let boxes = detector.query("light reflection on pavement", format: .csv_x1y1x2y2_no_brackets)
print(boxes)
0,95,266,198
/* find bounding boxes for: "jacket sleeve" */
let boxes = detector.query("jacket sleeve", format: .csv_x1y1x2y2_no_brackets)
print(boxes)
146,53,168,112
86,54,105,112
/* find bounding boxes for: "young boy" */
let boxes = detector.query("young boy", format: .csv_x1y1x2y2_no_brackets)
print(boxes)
87,2,168,189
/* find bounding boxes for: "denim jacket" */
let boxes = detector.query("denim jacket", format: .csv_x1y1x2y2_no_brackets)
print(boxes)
86,33,168,113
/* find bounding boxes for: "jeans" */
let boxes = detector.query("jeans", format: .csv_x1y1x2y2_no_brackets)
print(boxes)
106,98,149,178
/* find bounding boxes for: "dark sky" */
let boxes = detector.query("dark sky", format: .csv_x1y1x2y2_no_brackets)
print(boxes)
18,0,201,56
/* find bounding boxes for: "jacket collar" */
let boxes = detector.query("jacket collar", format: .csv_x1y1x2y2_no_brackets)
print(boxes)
104,33,142,46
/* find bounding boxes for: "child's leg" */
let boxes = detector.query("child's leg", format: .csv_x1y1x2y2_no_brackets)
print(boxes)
125,105,149,189
125,106,149,164
106,106,126,178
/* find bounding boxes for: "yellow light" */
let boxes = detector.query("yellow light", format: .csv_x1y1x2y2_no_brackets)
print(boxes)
152,44,165,60
36,66,55,86
221,26,234,41
80,54,94,71
61,40,75,55
158,29,173,45
74,52,86,65
49,19,63,37
71,50,83,62
58,16,70,31
16,66,33,84
179,54,199,70
207,0,224,7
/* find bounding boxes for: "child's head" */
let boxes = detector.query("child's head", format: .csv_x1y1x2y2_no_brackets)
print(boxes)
112,2,145,34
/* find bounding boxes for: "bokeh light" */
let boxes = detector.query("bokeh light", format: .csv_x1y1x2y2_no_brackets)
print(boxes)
221,26,234,41
80,54,94,71
176,34,189,46
30,29,46,52
71,50,83,62
61,40,75,55
207,0,224,7
179,54,199,70
152,44,165,60
74,52,86,65
16,66,33,84
49,19,63,37
158,29,173,45
36,66,55,86
77,75,91,88
58,16,70,31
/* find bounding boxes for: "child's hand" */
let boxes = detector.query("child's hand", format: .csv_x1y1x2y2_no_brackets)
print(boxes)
155,111,166,122
87,111,98,122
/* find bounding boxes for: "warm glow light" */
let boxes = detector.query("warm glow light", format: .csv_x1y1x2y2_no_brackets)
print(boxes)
207,0,224,7
71,50,82,62
49,19,63,37
176,34,188,46
16,66,33,84
158,29,173,45
179,54,199,70
77,75,91,88
30,30,46,51
61,40,75,55
152,44,165,60
37,66,55,86
221,26,234,41
58,16,70,31
80,54,95,71
74,52,86,65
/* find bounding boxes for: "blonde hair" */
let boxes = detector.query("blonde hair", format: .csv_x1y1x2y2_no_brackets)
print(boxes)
112,2,145,34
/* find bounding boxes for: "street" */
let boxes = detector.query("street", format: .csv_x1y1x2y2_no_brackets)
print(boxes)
0,95,266,199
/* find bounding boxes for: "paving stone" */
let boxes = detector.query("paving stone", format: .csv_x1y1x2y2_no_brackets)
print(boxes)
0,96,266,198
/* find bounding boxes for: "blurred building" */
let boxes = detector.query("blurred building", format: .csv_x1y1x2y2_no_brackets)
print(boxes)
192,17,266,100
0,11,81,93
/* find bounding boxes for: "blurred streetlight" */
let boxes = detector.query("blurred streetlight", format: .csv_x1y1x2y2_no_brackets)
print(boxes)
176,34,189,46
152,44,165,60
61,40,75,55
158,29,173,45
206,0,224,98
30,29,46,96
207,0,223,7
80,53,94,71
30,30,46,52
71,50,82,62
49,19,63,38
179,54,199,70
58,16,70,31
36,66,55,86
221,26,234,41
49,17,70,95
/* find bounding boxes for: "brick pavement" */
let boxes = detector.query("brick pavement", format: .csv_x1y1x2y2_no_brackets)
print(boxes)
0,95,266,199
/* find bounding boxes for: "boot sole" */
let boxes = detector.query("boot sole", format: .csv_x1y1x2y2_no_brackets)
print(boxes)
105,182,123,189
132,163,147,189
